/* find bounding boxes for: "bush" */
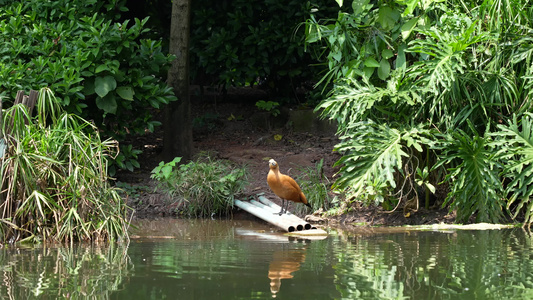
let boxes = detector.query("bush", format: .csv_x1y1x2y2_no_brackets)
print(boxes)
189,0,338,101
0,0,176,174
151,154,249,217
295,159,336,215
306,0,533,223
0,88,130,244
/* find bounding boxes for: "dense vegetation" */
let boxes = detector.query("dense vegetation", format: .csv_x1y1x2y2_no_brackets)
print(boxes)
151,154,248,217
0,88,129,244
188,0,339,102
5,0,530,226
0,0,176,174
307,0,533,224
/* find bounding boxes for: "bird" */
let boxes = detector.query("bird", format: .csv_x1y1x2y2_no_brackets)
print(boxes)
267,159,311,215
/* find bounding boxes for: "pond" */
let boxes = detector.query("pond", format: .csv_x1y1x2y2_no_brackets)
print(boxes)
1,219,533,299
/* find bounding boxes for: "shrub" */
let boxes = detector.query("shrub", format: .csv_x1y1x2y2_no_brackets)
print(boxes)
0,0,176,174
151,154,249,217
0,88,130,244
305,0,533,223
295,159,337,215
189,0,338,100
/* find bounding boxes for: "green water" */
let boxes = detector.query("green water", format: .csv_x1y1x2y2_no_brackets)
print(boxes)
2,219,533,299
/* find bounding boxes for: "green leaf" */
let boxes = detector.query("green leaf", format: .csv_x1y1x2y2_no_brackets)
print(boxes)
83,78,96,95
364,57,380,68
331,51,342,62
401,17,418,40
363,66,374,79
96,93,117,114
116,86,135,101
382,49,394,59
378,59,390,80
333,121,411,196
95,76,117,98
439,130,504,223
352,0,370,15
335,0,343,7
95,64,108,73
396,44,407,70
377,6,400,31
396,0,420,16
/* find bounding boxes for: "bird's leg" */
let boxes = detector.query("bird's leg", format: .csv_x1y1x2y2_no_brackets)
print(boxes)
278,198,285,215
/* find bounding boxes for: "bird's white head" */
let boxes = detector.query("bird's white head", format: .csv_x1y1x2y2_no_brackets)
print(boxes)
269,159,278,170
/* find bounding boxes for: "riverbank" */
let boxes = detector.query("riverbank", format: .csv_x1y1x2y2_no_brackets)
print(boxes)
115,97,457,227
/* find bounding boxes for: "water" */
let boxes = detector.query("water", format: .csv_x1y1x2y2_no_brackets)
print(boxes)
2,219,533,299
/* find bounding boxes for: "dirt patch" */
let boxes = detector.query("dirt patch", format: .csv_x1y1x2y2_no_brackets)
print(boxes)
115,95,456,227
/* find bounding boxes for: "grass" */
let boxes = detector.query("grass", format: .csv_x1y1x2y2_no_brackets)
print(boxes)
151,153,249,217
0,88,131,244
294,159,338,215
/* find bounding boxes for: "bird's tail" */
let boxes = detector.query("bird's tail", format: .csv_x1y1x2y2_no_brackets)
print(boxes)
301,192,312,209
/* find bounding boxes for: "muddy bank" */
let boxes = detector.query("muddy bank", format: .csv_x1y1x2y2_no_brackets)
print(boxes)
115,98,457,227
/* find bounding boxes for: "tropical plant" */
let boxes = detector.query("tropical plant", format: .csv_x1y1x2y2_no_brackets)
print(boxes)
0,0,176,174
305,0,533,223
189,0,339,100
491,113,533,225
0,88,130,244
151,153,249,217
435,124,505,223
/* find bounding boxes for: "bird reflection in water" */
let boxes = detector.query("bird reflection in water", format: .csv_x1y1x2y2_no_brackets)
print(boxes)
268,246,307,297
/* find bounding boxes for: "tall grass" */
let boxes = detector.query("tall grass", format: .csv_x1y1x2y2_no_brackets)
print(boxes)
0,88,130,244
151,153,249,217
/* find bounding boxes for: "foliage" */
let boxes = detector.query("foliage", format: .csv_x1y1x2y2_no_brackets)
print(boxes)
435,125,504,223
0,0,176,174
192,113,221,133
255,100,280,117
0,88,130,244
151,157,183,181
335,121,434,209
151,154,249,218
306,0,533,223
116,181,150,204
295,159,336,215
189,0,338,100
491,113,533,224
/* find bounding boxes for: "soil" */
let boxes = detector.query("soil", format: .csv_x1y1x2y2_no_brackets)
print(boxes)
115,89,456,229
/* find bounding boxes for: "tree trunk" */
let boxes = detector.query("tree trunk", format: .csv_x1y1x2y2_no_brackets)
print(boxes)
163,0,193,161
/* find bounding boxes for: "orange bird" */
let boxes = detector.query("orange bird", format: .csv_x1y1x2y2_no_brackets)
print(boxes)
267,159,311,215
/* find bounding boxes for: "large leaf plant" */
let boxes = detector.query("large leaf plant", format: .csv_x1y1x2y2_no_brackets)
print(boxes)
306,0,533,224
